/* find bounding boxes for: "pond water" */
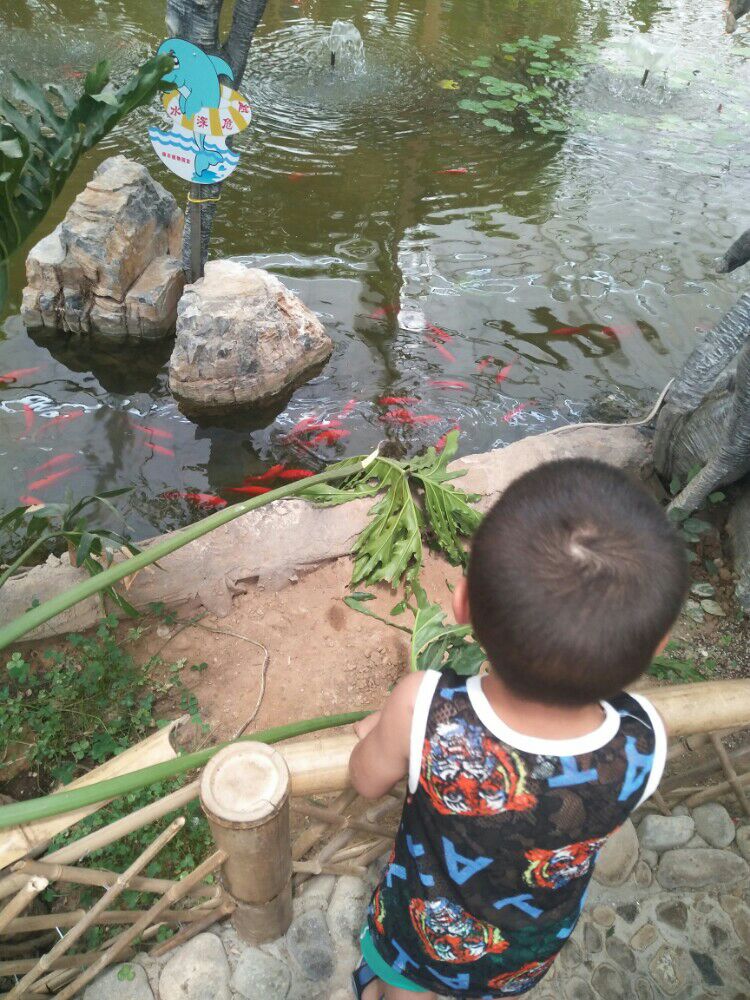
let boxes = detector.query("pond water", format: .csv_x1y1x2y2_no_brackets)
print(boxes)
2,0,750,538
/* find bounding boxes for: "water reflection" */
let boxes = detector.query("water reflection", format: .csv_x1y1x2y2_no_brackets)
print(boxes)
1,0,749,536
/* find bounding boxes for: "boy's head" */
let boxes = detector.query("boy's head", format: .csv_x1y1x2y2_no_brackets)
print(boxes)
459,458,688,706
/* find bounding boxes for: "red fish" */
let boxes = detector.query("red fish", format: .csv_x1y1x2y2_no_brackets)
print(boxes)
411,414,443,425
379,396,419,406
437,168,469,175
23,404,35,433
161,491,227,508
503,402,530,423
19,495,44,507
601,324,637,338
550,326,585,336
428,379,468,390
277,469,315,480
476,357,494,372
436,425,461,452
426,324,453,342
338,399,357,418
379,408,417,424
143,441,175,457
37,409,84,433
288,172,311,182
27,453,76,476
427,338,457,363
27,465,82,492
312,428,350,445
285,416,320,438
244,464,286,484
369,305,396,320
495,364,513,385
131,422,174,440
0,367,41,384
227,484,272,495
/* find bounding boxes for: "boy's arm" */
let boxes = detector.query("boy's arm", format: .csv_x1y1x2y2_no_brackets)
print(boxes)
349,672,425,799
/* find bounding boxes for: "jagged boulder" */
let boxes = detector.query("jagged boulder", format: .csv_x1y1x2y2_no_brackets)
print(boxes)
168,260,333,412
21,156,184,342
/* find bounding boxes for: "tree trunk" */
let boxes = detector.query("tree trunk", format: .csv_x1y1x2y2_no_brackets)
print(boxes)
164,0,270,278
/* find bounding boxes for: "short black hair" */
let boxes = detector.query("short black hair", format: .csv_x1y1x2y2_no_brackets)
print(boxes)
467,458,688,706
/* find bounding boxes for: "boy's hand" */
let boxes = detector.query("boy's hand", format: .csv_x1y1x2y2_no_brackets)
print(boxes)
354,712,382,740
348,672,425,799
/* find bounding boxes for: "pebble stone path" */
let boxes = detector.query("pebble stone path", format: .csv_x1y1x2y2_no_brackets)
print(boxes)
79,802,750,1000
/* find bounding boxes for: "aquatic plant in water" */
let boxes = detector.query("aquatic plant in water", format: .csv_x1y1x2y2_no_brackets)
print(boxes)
456,35,598,136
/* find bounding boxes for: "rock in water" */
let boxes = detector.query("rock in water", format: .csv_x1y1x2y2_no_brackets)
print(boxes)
22,156,184,342
168,261,333,412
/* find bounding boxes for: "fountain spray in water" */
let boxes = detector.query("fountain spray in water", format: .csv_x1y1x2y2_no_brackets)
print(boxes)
328,20,366,78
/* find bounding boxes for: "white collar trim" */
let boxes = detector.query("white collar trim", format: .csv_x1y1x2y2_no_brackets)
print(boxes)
466,675,620,757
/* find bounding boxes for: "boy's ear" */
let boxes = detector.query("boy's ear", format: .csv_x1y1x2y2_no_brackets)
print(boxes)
452,576,471,625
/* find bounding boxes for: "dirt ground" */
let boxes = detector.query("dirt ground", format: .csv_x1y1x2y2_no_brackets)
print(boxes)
129,551,467,744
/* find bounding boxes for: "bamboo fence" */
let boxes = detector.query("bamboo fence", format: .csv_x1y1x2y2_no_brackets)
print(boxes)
1,680,748,995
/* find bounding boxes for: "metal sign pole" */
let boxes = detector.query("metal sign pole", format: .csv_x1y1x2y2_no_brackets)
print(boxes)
190,184,202,284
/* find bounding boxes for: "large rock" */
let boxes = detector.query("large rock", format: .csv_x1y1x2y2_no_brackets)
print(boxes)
83,963,153,1000
637,814,694,853
168,261,333,412
230,946,291,999
656,848,748,889
158,932,230,1000
593,820,639,886
22,156,183,341
691,802,736,848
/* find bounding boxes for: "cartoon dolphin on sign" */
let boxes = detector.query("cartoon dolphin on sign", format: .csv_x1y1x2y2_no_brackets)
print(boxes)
157,38,236,181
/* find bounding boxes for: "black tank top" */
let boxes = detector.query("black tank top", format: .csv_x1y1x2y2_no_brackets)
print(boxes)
366,669,665,997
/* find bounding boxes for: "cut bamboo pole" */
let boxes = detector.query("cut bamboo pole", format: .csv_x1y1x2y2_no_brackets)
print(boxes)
292,788,358,861
11,858,219,901
200,743,292,944
149,897,235,958
710,732,750,817
54,849,226,1000
3,901,220,935
7,818,185,998
685,768,750,808
0,950,134,976
0,933,56,957
0,878,48,936
292,860,368,877
290,800,395,839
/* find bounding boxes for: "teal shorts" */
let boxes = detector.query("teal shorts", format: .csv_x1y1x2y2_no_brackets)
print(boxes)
360,927,425,993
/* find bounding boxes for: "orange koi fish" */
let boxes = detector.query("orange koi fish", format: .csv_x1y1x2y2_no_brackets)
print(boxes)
429,380,468,390
338,399,357,418
131,422,174,440
370,305,396,320
19,495,44,507
143,441,175,457
244,464,286,484
601,324,638,338
437,167,469,175
161,491,227,508
0,367,41,385
495,364,513,385
428,339,457,363
277,469,315,480
288,172,312,182
27,465,82,492
379,396,419,406
227,484,272,495
550,326,586,336
23,404,35,433
312,428,350,445
503,402,530,422
379,408,417,424
411,414,443,424
27,453,76,476
426,324,453,342
37,410,85,433
476,357,494,372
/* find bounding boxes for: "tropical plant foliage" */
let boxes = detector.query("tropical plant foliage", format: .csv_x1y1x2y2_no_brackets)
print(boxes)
455,35,598,136
0,489,141,615
302,430,482,587
0,53,173,307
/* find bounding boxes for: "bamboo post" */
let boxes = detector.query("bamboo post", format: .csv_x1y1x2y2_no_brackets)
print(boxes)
200,743,292,945
710,732,750,817
7,818,185,998
0,878,47,935
54,849,226,1000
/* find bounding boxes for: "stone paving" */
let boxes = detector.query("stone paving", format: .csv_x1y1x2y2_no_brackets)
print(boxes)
81,802,750,1000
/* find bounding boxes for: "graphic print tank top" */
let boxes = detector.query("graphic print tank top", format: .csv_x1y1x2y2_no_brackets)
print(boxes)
366,669,666,998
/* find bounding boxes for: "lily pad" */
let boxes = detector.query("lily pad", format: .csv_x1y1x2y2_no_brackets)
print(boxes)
483,118,514,132
691,582,715,598
458,100,488,114
472,56,492,68
701,599,726,617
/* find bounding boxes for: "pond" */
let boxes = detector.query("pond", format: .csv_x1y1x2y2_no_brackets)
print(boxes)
1,0,750,539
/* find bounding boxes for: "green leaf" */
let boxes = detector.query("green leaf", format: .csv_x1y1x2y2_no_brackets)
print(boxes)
708,491,726,504
483,118,515,133
410,581,485,675
344,594,411,632
669,475,682,495
701,599,726,617
691,582,715,598
683,518,712,535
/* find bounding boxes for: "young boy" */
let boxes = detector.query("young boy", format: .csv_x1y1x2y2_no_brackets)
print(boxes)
349,458,687,999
